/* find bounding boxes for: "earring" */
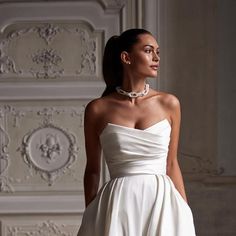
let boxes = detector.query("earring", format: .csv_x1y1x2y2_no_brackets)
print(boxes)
127,62,131,65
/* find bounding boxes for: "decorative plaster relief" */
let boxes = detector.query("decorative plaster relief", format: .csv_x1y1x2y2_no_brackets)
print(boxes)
0,126,10,174
21,121,78,186
37,107,62,125
70,105,86,127
31,48,64,79
10,108,25,128
6,220,78,236
38,24,62,45
0,106,13,192
0,49,17,74
0,22,102,80
0,176,13,192
0,102,86,192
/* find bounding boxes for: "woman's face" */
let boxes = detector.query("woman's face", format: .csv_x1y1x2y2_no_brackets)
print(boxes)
126,34,160,78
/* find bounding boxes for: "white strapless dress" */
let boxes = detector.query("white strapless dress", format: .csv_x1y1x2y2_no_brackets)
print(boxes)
78,119,196,236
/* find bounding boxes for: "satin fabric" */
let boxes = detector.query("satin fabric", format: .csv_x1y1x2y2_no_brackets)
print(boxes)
78,119,196,236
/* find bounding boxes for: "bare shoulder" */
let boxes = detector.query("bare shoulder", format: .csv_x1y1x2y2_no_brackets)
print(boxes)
85,97,107,120
85,98,102,116
157,91,180,112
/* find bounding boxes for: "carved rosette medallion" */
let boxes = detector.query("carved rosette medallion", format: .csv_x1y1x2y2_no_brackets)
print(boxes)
21,123,78,185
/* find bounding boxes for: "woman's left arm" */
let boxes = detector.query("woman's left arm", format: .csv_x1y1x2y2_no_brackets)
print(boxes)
166,95,188,202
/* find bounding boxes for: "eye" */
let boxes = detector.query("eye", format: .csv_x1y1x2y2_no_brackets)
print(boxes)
144,49,152,53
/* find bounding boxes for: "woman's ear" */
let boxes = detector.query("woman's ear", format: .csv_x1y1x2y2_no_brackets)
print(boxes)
120,51,131,65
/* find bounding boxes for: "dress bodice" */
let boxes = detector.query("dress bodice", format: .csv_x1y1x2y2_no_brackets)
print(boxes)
99,119,171,179
79,118,196,236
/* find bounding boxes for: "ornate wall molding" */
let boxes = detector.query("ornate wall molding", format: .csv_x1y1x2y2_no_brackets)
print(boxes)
0,126,10,174
0,105,13,192
0,102,85,192
0,1,134,233
38,24,62,45
0,0,130,100
21,122,78,186
31,48,64,79
5,220,79,236
0,49,17,74
0,22,101,80
0,82,106,100
98,0,126,13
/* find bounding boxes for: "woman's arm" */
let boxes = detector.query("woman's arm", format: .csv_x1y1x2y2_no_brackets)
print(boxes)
83,101,102,207
166,95,188,202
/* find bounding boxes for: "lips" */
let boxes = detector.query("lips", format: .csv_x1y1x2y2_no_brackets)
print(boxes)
150,65,159,70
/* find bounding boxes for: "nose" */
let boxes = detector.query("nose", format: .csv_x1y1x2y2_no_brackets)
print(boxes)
152,51,160,62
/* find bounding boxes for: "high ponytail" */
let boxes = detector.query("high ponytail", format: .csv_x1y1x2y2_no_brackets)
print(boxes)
102,36,123,97
101,29,152,97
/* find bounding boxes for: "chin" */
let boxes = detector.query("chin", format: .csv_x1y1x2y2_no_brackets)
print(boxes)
148,73,158,78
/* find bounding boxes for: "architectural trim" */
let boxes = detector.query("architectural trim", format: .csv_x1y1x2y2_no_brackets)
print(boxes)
0,195,84,214
0,81,105,100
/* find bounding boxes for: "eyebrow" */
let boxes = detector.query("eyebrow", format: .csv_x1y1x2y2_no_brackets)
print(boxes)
144,44,160,50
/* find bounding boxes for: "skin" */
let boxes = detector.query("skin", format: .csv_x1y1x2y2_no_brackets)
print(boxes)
83,33,188,207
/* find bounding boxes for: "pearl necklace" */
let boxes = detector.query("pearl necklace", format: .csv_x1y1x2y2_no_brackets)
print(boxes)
116,84,149,98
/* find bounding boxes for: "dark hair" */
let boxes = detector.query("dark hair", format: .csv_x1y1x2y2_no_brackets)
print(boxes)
101,28,152,97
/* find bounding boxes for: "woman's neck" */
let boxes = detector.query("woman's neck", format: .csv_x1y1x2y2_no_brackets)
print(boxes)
118,75,148,104
121,75,147,93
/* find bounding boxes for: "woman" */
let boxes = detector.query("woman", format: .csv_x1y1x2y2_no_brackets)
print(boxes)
78,28,196,236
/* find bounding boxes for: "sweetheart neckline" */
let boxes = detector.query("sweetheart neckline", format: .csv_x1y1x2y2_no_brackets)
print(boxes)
100,118,170,136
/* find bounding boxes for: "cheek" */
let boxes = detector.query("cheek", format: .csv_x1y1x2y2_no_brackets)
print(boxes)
134,55,150,66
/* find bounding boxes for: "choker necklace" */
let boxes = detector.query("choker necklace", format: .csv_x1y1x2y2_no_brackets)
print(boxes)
116,84,149,98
